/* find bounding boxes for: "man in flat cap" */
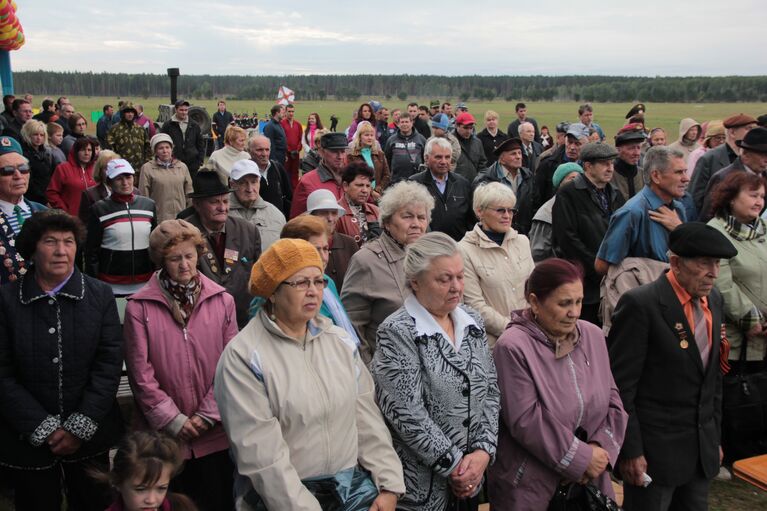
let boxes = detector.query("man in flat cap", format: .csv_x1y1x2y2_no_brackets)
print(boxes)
690,113,758,213
613,123,647,200
699,127,767,221
609,222,736,511
552,142,626,325
474,137,534,234
290,132,349,218
596,146,689,276
533,122,589,211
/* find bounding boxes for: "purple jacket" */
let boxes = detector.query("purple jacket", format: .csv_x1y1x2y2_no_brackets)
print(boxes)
123,272,238,459
488,310,627,511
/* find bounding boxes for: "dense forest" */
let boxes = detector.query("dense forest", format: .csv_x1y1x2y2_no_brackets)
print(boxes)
13,71,767,103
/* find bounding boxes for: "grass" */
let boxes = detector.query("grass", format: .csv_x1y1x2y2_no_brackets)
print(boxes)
56,96,767,145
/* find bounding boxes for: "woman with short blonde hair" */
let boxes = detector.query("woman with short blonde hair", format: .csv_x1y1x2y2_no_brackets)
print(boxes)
347,121,391,199
19,120,55,204
208,124,250,184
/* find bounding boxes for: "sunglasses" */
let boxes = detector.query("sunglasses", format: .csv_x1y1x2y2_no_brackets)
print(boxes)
0,164,30,176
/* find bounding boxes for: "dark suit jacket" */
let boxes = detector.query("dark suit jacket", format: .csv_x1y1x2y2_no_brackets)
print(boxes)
689,143,735,213
699,157,749,222
608,275,723,486
184,213,261,328
327,232,358,293
521,140,543,175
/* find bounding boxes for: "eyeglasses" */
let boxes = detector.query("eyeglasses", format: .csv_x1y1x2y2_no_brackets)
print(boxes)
489,207,514,215
0,164,30,176
281,278,326,291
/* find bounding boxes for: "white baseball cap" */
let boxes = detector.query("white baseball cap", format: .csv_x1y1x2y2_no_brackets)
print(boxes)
230,159,261,182
105,159,135,180
306,189,345,216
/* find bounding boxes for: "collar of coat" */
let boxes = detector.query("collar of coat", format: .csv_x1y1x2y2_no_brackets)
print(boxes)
20,267,85,304
404,294,478,350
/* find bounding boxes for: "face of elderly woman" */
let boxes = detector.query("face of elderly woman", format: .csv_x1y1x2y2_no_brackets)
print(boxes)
307,233,330,270
730,184,765,224
411,253,464,318
271,266,324,325
110,174,134,196
479,204,513,233
164,240,198,285
154,141,173,162
33,230,77,282
385,205,429,245
529,280,583,339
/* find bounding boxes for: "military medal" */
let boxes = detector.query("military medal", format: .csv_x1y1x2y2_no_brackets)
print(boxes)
680,340,689,349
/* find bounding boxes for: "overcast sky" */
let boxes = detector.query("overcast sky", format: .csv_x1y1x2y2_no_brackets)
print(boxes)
12,1,767,76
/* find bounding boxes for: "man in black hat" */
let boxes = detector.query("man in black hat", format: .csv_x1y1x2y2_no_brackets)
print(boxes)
290,132,349,218
612,123,647,200
474,137,534,234
161,99,205,177
699,127,767,221
181,171,261,328
609,222,736,511
552,142,626,325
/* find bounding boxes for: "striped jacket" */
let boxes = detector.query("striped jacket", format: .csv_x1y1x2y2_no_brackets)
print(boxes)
85,194,156,287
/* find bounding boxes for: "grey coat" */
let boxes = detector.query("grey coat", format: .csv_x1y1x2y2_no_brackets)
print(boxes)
455,134,488,183
371,299,499,511
689,143,735,213
340,233,407,364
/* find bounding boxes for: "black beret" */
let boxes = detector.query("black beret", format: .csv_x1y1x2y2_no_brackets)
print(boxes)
669,222,737,259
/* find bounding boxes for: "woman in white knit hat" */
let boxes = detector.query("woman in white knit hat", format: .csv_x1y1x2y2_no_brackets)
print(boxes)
139,133,193,222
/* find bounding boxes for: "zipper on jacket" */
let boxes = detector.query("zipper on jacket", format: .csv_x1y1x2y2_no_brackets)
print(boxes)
183,327,188,342
302,344,333,475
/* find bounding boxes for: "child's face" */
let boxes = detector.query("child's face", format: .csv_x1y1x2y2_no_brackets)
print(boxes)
118,464,173,511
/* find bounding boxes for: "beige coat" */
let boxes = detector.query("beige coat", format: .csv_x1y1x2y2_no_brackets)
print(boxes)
209,145,251,185
227,192,286,253
341,233,408,364
138,159,193,222
214,310,405,511
458,224,534,347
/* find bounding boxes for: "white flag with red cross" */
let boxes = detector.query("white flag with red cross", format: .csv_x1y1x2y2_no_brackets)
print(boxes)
277,86,295,105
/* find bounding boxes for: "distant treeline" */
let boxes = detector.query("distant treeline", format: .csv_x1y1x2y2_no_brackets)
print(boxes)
13,71,767,103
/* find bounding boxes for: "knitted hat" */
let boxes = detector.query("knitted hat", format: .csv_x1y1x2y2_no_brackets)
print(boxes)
552,162,584,189
148,219,203,265
150,133,174,153
249,238,323,298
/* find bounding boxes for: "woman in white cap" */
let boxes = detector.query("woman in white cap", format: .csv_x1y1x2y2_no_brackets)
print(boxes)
215,238,405,510
139,133,192,222
85,158,157,296
306,188,359,291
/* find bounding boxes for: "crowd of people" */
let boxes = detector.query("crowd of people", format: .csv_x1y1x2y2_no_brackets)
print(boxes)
0,93,766,511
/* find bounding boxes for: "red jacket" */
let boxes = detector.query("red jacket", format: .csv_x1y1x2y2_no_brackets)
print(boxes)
290,163,343,218
335,194,380,246
280,118,304,153
46,147,96,215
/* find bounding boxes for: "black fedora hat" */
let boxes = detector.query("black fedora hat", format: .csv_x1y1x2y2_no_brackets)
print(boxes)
736,127,767,154
188,171,231,198
493,137,523,157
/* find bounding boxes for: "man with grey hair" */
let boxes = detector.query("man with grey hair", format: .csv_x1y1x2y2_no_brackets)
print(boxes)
409,137,475,241
518,121,543,174
247,134,293,217
595,146,690,275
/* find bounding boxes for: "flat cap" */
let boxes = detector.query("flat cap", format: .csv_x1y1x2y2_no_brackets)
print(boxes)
566,122,589,140
614,123,646,146
579,142,618,162
320,132,348,150
723,113,757,129
494,137,523,156
669,222,737,259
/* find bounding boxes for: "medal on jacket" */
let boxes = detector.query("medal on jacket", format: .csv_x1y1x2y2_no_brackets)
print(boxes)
675,322,689,349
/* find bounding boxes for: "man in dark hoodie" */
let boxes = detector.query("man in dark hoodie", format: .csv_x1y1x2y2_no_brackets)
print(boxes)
384,114,426,183
161,99,205,177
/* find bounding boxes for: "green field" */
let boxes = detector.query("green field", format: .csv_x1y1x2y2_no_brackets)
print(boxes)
59,96,767,145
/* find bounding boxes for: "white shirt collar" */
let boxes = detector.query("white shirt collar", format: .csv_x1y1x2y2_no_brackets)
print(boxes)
0,197,27,217
404,294,477,352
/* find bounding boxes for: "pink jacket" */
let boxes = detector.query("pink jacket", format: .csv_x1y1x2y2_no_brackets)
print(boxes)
123,272,238,459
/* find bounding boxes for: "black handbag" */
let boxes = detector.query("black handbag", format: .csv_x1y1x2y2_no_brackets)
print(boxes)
721,333,767,462
548,428,622,511
547,483,622,511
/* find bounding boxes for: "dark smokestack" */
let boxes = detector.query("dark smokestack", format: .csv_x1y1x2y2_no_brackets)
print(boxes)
167,68,180,104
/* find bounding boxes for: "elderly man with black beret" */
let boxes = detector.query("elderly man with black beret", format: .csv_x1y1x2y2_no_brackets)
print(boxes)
552,142,626,326
608,222,736,511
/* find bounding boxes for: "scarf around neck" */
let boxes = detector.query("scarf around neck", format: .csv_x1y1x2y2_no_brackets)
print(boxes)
158,270,202,326
724,214,766,242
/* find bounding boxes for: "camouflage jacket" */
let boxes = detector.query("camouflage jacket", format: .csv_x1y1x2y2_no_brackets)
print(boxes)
107,121,150,171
